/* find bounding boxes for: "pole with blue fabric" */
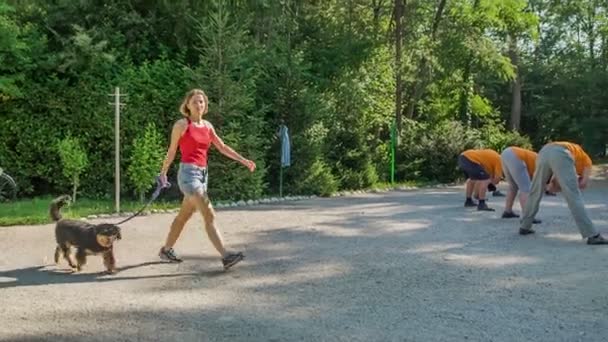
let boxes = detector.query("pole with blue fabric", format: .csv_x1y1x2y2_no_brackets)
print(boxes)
278,122,291,198
390,120,396,184
280,162,283,198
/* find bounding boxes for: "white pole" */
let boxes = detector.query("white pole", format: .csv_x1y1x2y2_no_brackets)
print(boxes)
114,87,120,214
108,87,126,214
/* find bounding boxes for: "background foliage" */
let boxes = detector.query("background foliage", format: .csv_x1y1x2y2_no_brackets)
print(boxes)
1,0,606,200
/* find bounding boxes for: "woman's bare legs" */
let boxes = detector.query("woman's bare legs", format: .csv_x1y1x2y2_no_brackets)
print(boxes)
163,197,197,250
189,193,227,257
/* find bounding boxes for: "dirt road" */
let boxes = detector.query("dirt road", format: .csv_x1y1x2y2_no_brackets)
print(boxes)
1,179,607,341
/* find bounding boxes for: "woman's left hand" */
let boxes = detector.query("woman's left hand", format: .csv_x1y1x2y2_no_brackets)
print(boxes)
242,159,256,172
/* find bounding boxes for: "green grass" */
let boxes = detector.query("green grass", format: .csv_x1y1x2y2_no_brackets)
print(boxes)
0,196,181,226
0,180,432,227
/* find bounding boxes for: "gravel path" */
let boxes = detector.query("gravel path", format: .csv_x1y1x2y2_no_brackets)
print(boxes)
1,177,607,341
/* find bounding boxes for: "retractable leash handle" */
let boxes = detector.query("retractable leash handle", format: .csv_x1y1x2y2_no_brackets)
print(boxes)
114,176,171,225
158,174,171,189
152,175,172,199
159,175,172,189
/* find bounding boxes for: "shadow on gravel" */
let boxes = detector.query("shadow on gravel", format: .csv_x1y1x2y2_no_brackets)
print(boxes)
0,262,199,289
219,188,465,213
2,181,608,342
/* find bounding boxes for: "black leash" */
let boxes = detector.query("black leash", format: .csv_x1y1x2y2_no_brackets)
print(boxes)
115,177,171,225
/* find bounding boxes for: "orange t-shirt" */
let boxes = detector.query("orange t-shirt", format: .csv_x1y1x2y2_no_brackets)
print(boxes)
462,149,502,179
509,146,537,177
550,141,592,175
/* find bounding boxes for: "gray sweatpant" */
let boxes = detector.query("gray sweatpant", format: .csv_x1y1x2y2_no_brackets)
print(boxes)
501,147,532,193
521,144,597,238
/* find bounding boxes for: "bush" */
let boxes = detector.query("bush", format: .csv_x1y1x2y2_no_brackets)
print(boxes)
479,125,533,152
339,162,379,190
127,122,164,202
397,120,482,183
57,136,89,202
295,160,338,197
394,120,535,184
0,57,190,199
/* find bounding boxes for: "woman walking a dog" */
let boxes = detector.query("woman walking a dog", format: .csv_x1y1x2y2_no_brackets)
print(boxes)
158,88,256,269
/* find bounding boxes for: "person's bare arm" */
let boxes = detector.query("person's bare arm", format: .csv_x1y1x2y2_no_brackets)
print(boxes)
547,175,561,193
493,160,502,185
210,125,256,172
159,120,187,184
578,166,592,189
578,151,593,190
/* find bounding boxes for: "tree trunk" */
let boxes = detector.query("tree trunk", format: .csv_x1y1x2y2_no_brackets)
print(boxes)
587,3,596,67
394,0,404,134
372,0,386,39
600,29,608,71
458,0,480,126
72,177,78,203
509,34,522,131
530,0,543,60
458,68,472,125
404,0,447,119
510,76,522,131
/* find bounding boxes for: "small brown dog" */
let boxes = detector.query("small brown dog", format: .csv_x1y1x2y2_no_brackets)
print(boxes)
50,195,122,274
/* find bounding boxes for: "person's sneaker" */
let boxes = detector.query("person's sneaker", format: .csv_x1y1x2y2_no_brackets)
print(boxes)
587,234,608,245
464,198,477,207
532,218,542,224
477,202,495,211
519,227,535,235
159,247,183,263
222,252,245,270
502,211,520,219
492,190,505,197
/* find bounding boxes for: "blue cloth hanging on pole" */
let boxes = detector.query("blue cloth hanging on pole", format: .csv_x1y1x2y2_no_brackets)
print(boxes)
278,124,290,198
279,124,291,167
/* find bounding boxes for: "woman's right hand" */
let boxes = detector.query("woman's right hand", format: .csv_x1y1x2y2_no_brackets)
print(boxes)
159,173,169,187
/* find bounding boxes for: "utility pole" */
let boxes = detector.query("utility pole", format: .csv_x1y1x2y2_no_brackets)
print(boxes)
108,87,126,213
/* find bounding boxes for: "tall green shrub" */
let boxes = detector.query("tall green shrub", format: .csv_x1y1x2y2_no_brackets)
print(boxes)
127,123,164,202
325,70,379,189
479,125,532,152
397,120,482,183
193,0,267,200
57,136,89,202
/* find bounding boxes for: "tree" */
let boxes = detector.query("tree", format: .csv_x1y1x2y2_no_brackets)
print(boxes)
193,0,266,200
404,0,447,120
127,123,164,202
57,136,89,202
0,2,35,101
394,0,404,134
494,0,538,131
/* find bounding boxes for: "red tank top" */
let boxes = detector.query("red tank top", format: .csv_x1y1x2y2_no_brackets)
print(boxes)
179,119,215,167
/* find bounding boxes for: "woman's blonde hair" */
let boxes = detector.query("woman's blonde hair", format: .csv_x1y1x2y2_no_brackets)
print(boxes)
179,89,209,117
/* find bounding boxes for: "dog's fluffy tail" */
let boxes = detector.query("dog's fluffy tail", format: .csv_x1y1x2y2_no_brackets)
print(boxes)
50,195,71,221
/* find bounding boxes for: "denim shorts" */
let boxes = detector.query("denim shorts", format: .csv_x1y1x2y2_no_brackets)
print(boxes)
177,163,208,197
